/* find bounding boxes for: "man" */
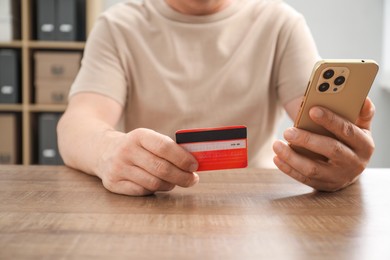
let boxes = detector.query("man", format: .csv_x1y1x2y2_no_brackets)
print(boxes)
57,0,375,196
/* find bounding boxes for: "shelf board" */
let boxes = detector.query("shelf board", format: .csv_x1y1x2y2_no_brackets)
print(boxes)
28,41,86,50
0,104,23,112
0,41,23,48
28,104,67,112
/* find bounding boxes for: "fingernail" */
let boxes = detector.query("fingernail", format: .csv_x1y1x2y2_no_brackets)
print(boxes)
188,173,200,187
311,107,324,119
189,163,199,172
284,128,297,140
193,173,200,183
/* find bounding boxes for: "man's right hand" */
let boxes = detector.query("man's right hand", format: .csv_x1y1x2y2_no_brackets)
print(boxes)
96,128,199,196
57,93,199,196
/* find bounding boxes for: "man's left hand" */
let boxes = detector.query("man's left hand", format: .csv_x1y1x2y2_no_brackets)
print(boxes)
273,98,375,191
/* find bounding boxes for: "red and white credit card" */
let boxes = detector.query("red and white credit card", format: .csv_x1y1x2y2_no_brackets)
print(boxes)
175,125,248,171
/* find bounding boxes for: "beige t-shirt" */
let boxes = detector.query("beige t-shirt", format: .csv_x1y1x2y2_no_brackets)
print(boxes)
70,0,319,168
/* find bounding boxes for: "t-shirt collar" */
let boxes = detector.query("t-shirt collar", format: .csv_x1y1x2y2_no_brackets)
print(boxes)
149,0,248,23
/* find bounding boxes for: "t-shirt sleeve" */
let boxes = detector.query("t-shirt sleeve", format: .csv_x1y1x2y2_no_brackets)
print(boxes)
69,14,128,106
275,14,320,105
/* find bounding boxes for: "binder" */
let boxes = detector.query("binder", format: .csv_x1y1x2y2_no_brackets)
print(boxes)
0,49,20,104
38,113,64,165
36,0,86,41
57,0,77,41
76,0,86,41
36,0,56,41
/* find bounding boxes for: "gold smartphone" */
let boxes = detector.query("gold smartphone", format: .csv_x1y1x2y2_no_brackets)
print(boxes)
292,59,379,160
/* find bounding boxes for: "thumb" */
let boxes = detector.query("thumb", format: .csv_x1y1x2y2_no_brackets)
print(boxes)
355,97,375,130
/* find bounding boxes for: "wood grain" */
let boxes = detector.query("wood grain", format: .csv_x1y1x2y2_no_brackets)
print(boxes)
0,166,390,260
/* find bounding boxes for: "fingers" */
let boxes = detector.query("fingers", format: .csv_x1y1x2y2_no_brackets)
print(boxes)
273,140,325,181
102,165,176,196
128,129,199,188
308,106,374,159
133,128,199,172
283,127,357,164
273,141,352,191
104,180,154,196
130,145,200,188
122,165,176,192
273,155,342,192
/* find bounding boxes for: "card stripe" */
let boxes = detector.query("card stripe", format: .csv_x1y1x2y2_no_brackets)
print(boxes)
176,127,247,144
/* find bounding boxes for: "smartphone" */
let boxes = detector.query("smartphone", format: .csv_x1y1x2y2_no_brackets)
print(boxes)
291,59,379,160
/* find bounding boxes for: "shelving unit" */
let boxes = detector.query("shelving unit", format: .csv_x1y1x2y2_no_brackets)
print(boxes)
0,0,99,165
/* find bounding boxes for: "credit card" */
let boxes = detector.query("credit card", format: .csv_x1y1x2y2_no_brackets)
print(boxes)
175,125,247,171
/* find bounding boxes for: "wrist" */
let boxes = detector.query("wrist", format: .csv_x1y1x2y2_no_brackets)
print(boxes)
93,128,126,179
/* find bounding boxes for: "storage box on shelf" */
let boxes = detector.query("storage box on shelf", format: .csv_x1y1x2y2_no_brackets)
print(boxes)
0,113,21,164
34,51,82,104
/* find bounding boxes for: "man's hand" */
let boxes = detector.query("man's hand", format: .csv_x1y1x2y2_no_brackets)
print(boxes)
273,98,375,191
96,128,199,196
57,93,199,196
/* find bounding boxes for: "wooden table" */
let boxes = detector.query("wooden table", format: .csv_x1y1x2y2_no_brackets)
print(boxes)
0,166,389,260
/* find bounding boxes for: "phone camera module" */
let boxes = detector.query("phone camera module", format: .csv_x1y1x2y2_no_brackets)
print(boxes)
318,66,349,94
318,82,330,92
334,76,345,86
323,69,334,79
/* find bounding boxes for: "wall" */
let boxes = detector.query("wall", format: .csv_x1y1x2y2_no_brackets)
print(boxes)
382,0,390,91
280,0,390,167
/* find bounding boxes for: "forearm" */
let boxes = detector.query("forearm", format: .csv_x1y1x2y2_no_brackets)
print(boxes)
57,111,123,177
